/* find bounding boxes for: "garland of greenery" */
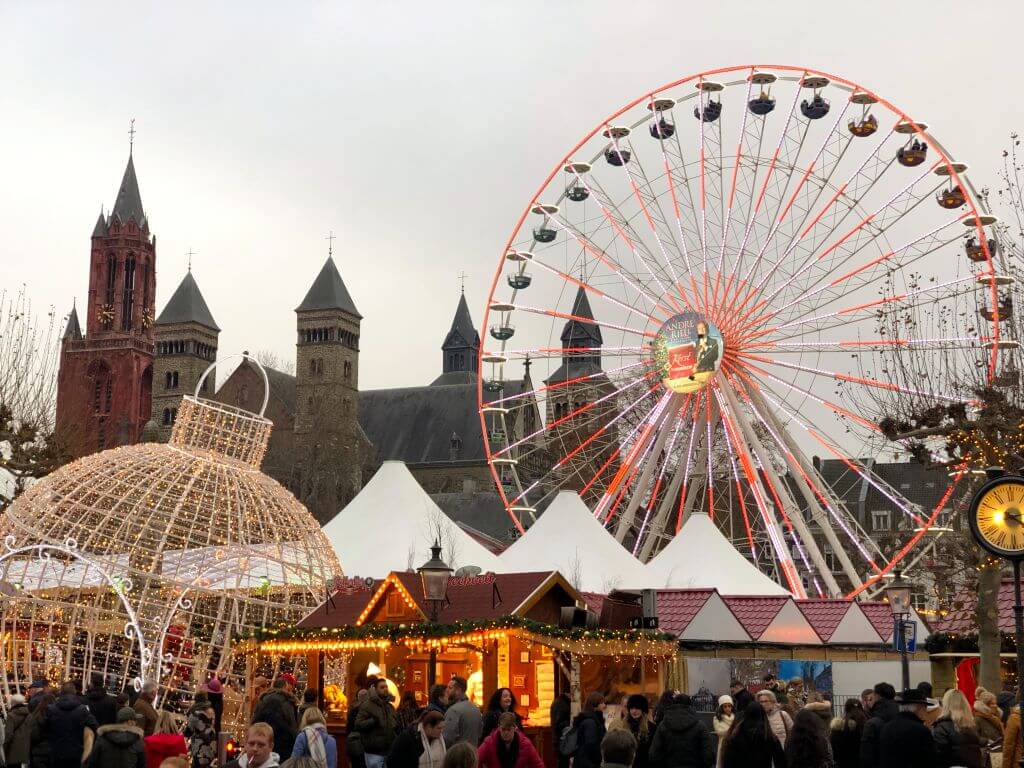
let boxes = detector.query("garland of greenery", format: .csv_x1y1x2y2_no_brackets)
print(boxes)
253,615,676,645
925,631,1020,654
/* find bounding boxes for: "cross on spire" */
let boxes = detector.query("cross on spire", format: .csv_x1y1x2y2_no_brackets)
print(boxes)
326,231,336,258
185,248,197,272
458,271,469,293
128,118,136,154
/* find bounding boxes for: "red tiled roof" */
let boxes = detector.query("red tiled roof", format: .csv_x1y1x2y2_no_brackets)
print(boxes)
860,602,896,639
391,570,565,622
930,579,1021,634
722,596,789,639
297,581,382,628
796,599,852,642
656,589,716,634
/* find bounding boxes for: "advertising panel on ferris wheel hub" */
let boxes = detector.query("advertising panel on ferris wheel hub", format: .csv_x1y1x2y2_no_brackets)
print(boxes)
653,312,723,394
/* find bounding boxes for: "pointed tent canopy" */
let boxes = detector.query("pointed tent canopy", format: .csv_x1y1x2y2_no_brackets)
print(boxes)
644,513,789,595
498,491,648,593
110,154,145,226
321,461,500,579
296,256,361,317
157,271,220,331
63,306,82,340
443,293,480,349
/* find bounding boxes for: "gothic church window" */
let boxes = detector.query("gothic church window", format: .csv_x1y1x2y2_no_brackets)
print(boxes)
121,255,136,331
344,360,352,381
163,408,172,425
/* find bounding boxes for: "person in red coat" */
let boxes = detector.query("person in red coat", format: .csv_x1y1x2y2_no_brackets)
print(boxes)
478,713,544,768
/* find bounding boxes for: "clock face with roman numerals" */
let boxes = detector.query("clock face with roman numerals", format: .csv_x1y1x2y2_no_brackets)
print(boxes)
969,476,1024,559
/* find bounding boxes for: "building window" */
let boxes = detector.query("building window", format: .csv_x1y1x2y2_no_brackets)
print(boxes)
309,358,324,376
166,371,179,389
121,255,136,331
170,408,177,424
344,360,352,380
871,510,892,532
104,254,117,329
98,418,106,450
104,378,113,413
163,408,172,425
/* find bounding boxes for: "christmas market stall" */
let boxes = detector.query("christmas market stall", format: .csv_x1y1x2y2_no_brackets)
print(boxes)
251,568,676,760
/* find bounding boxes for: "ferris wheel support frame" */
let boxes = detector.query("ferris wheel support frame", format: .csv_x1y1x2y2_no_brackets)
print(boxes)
743,379,865,590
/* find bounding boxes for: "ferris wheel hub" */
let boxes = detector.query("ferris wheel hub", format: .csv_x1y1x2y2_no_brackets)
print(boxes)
653,313,724,394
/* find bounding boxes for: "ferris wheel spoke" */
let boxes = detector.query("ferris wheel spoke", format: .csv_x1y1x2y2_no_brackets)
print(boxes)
715,392,759,561
509,303,658,338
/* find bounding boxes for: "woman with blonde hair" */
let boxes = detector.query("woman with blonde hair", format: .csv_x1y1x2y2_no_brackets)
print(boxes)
292,707,338,768
933,688,982,768
755,689,792,748
973,689,1005,761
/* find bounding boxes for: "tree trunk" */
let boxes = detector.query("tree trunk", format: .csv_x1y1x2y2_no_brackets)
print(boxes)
977,560,1003,693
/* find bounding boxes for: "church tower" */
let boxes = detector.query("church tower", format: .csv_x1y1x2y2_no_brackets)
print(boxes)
543,287,617,501
151,270,220,440
293,255,369,523
56,151,156,458
432,291,480,385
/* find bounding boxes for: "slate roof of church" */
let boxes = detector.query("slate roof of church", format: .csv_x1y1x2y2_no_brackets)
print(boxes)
296,256,361,317
111,154,146,226
63,306,82,340
443,292,480,350
157,272,220,331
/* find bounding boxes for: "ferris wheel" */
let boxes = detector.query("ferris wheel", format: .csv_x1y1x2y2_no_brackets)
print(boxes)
479,64,1014,599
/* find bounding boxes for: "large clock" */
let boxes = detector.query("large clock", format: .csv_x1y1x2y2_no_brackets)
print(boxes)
969,475,1024,559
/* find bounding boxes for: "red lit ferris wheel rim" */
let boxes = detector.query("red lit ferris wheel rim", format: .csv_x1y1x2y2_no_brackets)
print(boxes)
478,64,1002,598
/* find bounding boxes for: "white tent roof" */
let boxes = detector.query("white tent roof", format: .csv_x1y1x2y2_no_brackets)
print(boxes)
644,513,789,595
498,491,648,593
322,461,501,579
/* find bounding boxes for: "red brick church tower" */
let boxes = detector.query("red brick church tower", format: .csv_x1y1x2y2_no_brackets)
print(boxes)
56,150,156,458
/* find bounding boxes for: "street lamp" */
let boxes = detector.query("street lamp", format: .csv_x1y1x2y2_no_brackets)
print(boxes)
884,569,913,691
417,541,452,686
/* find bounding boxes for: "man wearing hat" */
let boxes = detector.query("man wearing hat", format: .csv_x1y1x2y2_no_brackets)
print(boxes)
89,707,146,768
876,688,936,768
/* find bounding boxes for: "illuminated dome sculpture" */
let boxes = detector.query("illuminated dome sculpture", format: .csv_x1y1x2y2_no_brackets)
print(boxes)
0,356,340,710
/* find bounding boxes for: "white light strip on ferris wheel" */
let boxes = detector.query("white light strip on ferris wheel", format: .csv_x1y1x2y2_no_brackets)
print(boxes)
718,75,755,273
493,373,652,457
740,384,875,563
713,388,792,581
486,359,649,406
621,144,682,285
757,384,923,530
547,202,669,313
759,335,984,351
592,390,673,521
715,394,757,560
761,160,940,310
525,250,664,322
773,220,969,319
736,82,807,284
510,303,657,338
632,417,685,556
743,97,852,291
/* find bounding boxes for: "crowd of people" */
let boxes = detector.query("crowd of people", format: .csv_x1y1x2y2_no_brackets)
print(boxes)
3,671,1021,768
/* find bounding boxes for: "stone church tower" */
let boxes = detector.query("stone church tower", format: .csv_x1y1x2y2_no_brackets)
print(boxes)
293,256,371,523
433,291,479,385
544,286,618,503
56,152,156,458
150,270,220,440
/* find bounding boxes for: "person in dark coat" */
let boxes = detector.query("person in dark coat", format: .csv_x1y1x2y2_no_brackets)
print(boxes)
481,688,523,741
622,694,655,768
426,685,448,716
932,689,983,768
719,702,785,768
600,728,637,768
878,689,936,768
572,692,607,768
648,694,712,768
551,693,572,768
387,710,446,768
4,694,31,768
84,673,119,728
46,682,99,768
859,682,898,768
346,688,369,768
729,681,753,714
205,676,225,734
354,678,398,768
87,707,146,768
396,690,422,733
29,692,56,768
830,698,867,768
784,709,831,768
252,677,299,759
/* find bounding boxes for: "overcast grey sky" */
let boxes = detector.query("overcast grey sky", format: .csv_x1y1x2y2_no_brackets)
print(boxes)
2,0,1023,392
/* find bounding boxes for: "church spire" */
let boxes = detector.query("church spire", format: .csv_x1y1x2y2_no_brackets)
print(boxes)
296,256,361,317
91,207,107,238
561,286,602,347
63,303,82,341
157,271,220,331
110,153,146,227
433,291,480,383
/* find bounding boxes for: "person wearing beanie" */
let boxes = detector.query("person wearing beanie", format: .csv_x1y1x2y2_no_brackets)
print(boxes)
712,695,735,751
649,694,712,768
622,694,654,768
87,707,146,768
